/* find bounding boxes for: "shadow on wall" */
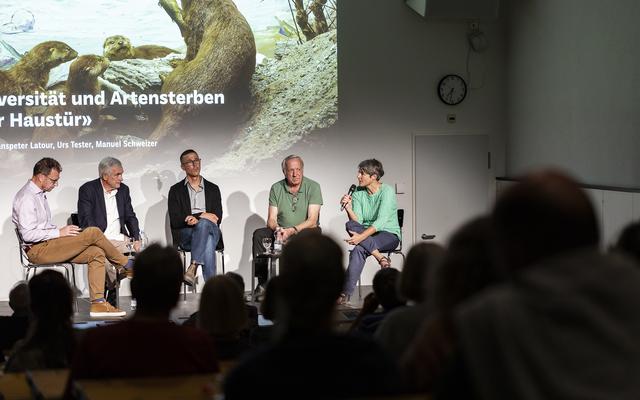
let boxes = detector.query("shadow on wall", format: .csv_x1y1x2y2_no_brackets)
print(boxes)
1,217,25,290
225,190,267,285
141,170,177,245
51,187,78,227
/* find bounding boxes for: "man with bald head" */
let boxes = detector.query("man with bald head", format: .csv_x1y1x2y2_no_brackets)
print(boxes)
445,170,640,399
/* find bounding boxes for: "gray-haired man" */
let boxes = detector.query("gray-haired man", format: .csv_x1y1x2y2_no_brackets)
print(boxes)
78,157,141,304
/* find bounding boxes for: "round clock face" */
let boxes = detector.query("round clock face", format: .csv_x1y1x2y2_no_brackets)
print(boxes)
437,74,467,105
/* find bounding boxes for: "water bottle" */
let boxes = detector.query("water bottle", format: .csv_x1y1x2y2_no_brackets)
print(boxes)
273,229,283,254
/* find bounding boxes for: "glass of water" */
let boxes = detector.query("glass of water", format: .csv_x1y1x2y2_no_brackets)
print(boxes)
261,237,273,254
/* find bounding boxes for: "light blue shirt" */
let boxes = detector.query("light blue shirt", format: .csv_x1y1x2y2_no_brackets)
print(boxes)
12,180,60,243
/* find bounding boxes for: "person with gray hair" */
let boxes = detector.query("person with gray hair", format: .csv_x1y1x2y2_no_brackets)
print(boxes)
251,154,323,297
13,158,130,317
78,156,141,306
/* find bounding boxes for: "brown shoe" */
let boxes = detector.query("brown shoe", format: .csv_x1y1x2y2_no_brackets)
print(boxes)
90,301,126,318
183,262,198,286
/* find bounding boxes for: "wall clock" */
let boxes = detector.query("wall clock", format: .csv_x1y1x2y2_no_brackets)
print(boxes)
437,74,467,106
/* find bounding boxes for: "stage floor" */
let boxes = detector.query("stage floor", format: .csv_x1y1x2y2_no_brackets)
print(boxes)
0,288,371,326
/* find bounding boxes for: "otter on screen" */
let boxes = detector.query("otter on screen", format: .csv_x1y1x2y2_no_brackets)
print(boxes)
0,41,77,95
103,35,177,61
32,55,110,141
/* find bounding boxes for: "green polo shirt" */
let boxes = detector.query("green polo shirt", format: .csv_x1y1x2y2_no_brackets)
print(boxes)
269,177,323,228
351,183,401,239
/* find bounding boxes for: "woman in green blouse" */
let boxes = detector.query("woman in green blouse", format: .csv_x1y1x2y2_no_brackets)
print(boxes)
340,159,401,302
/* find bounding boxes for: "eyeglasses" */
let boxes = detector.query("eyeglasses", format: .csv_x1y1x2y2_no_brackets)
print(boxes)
182,158,201,167
45,175,59,185
291,194,298,212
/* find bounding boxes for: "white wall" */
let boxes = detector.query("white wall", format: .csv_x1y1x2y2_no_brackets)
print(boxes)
0,0,507,299
505,0,640,188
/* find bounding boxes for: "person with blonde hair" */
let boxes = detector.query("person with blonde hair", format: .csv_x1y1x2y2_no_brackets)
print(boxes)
198,275,252,361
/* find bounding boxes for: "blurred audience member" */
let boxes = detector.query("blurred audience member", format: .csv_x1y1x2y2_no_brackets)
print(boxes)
1,281,30,358
225,271,258,330
401,216,497,394
250,276,281,347
349,268,405,336
68,244,218,381
4,272,75,372
198,275,252,361
183,271,258,331
442,170,640,399
375,243,444,361
225,233,402,399
612,220,640,265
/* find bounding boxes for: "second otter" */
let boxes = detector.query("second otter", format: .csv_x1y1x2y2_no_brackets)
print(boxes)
32,55,110,142
103,35,177,61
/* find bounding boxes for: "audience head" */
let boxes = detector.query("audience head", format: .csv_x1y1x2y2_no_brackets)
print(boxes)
198,276,248,338
225,271,246,293
131,244,182,316
28,270,73,328
9,281,30,316
372,268,405,310
278,233,344,333
433,216,499,312
613,221,640,265
493,169,599,271
398,243,445,303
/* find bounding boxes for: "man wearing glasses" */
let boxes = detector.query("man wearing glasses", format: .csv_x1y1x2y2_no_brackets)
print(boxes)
168,149,222,286
12,157,130,317
252,154,323,297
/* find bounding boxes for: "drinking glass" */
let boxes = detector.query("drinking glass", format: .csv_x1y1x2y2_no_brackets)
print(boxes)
261,237,273,254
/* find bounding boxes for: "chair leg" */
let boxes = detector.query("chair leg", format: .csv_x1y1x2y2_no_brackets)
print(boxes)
193,264,199,295
65,263,79,313
358,278,362,299
251,258,256,302
221,251,225,274
182,251,187,302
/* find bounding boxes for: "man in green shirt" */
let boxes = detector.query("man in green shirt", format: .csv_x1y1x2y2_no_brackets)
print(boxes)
252,155,323,294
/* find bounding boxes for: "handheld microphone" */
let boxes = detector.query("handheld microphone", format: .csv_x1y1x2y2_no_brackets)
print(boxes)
340,184,357,211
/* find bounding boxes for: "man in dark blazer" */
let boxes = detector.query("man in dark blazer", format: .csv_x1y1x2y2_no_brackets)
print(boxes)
168,149,222,285
78,156,140,304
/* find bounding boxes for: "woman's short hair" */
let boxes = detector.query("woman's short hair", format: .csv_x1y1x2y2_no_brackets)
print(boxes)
358,159,384,180
198,276,248,337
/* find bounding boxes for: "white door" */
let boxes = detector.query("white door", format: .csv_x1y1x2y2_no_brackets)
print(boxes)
414,134,491,244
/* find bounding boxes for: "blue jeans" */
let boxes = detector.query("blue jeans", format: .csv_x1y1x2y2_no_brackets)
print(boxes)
180,218,220,281
343,220,400,297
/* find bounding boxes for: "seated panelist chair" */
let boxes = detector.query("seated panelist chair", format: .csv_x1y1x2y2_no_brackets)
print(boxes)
357,209,405,299
14,227,80,311
170,227,226,301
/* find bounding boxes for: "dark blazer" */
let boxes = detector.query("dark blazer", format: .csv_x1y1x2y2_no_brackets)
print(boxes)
77,178,140,239
168,177,223,246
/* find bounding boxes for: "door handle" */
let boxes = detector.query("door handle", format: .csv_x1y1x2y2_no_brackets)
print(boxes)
421,234,436,240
